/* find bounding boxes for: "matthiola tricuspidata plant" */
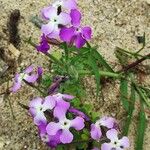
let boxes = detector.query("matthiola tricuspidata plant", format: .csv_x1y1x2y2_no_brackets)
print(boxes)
10,0,134,149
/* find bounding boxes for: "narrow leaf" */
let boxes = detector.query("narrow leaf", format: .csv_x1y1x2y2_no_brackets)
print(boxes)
88,53,100,97
123,84,136,135
135,110,147,150
120,78,129,111
92,49,114,72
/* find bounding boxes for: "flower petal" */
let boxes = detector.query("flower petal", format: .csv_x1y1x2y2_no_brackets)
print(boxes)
106,129,118,141
29,97,43,108
90,124,102,140
46,122,61,135
60,129,73,144
119,137,130,148
74,33,86,48
63,0,77,10
60,27,75,42
11,81,22,93
41,6,57,20
70,9,81,27
54,100,69,120
41,22,55,36
101,143,112,150
62,94,74,100
24,74,38,83
43,95,56,110
58,12,71,25
71,116,85,130
47,26,60,39
100,116,116,129
24,65,33,74
34,112,47,125
81,26,92,40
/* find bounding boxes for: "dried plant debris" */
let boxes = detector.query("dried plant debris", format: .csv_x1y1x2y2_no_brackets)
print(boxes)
7,9,21,48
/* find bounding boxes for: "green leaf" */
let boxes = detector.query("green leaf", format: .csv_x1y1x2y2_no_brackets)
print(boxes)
92,49,114,72
120,78,129,111
135,110,147,150
123,84,136,135
88,53,101,97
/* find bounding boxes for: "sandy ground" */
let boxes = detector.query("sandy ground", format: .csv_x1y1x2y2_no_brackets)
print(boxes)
0,0,150,149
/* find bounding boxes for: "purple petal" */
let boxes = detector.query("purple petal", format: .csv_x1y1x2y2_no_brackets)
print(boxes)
58,12,71,25
11,81,22,93
29,97,43,108
46,122,61,135
41,6,57,20
106,129,118,141
24,74,38,83
90,124,102,140
81,26,92,40
62,94,74,100
70,9,81,27
47,27,60,39
36,35,50,53
63,0,77,10
34,112,47,125
74,33,86,48
100,116,116,129
71,116,85,130
60,129,73,144
54,100,69,120
24,65,33,74
41,22,55,36
60,27,75,42
92,148,100,150
37,67,43,77
119,137,130,148
43,96,56,110
101,143,112,150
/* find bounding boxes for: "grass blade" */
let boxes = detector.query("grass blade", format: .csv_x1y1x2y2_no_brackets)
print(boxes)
120,78,129,111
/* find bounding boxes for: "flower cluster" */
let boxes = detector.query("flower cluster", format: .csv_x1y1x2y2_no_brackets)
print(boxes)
29,93,85,147
36,0,92,53
27,91,130,149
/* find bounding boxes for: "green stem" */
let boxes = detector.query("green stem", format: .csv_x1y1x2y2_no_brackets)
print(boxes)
79,70,121,78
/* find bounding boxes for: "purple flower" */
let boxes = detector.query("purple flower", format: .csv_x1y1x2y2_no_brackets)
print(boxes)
90,116,116,140
29,96,56,125
52,0,77,10
41,6,71,39
46,108,85,144
36,34,50,53
60,9,92,48
38,122,61,148
11,66,41,93
101,129,130,150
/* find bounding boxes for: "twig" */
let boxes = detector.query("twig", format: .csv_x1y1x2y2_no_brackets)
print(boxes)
119,53,150,73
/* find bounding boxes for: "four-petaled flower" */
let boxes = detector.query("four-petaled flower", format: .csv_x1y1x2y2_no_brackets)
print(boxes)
101,129,130,150
29,96,56,125
52,0,77,10
46,107,85,144
90,116,116,140
41,6,71,39
60,9,92,48
11,65,41,92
